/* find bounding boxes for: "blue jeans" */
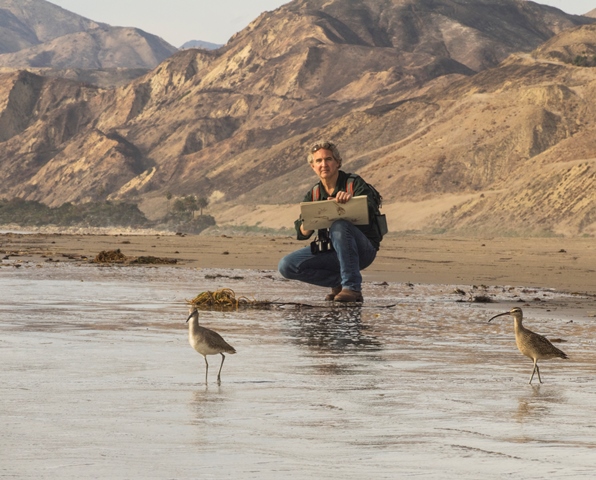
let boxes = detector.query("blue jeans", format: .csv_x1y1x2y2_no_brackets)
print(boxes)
278,220,377,292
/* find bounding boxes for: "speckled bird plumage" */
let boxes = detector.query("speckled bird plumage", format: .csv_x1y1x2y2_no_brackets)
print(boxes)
489,307,568,384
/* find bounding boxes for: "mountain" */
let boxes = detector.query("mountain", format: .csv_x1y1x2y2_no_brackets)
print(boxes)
0,0,177,84
0,0,103,54
180,40,223,50
0,0,595,236
0,26,177,69
361,23,596,236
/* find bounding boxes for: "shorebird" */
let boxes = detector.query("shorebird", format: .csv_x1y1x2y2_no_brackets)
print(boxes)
186,307,236,384
488,307,568,384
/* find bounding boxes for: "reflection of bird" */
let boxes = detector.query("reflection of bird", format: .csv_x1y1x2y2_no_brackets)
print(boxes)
489,307,568,384
186,307,236,384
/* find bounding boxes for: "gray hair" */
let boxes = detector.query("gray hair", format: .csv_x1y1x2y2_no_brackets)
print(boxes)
307,140,342,168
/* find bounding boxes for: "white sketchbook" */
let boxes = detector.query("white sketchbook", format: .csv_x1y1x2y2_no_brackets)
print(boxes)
300,195,369,230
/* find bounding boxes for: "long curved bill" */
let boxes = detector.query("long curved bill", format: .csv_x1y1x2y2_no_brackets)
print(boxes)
488,311,510,322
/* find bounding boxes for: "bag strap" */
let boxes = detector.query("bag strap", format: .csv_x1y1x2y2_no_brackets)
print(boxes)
346,176,355,196
311,184,321,201
312,175,356,201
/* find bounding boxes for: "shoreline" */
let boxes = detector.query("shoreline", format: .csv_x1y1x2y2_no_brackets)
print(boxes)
1,232,595,296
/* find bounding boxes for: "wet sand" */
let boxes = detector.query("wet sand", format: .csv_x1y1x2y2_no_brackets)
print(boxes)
2,232,596,294
2,233,596,478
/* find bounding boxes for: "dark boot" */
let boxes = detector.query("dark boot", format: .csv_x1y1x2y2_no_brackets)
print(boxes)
325,286,342,301
333,289,363,303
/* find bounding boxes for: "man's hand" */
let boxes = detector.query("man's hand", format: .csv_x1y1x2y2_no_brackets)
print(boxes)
300,223,314,236
299,217,314,236
328,191,352,204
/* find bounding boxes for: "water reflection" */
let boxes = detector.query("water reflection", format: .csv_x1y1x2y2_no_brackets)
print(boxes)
189,388,226,426
283,307,382,353
515,385,566,423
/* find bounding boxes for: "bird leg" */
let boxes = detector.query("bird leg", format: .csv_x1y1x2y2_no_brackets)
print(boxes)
217,353,226,385
203,356,209,384
529,360,542,384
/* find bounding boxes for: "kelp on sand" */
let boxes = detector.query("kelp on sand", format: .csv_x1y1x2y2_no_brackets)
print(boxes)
188,288,272,310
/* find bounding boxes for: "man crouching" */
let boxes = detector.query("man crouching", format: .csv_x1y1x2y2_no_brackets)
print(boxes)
278,141,382,303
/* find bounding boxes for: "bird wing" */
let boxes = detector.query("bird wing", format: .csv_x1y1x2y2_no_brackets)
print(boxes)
203,328,236,354
531,331,568,359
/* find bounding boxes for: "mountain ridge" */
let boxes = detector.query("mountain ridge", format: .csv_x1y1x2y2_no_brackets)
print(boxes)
0,0,595,236
0,0,177,81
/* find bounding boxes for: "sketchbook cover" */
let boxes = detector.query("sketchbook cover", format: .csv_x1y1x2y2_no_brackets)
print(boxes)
300,195,369,230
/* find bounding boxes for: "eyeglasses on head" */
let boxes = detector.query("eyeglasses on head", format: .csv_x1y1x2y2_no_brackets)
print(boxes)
310,141,335,153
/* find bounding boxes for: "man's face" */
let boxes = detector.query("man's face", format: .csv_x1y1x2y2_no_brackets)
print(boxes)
310,148,340,181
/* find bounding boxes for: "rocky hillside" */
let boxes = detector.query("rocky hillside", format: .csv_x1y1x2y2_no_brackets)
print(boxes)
360,24,596,236
0,0,177,84
0,0,594,236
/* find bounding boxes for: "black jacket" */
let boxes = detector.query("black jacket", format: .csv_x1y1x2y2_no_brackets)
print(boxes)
294,170,381,250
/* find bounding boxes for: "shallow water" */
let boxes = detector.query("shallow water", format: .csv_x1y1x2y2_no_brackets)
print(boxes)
2,263,596,479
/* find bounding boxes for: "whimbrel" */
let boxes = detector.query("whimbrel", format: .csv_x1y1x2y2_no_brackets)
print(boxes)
186,307,236,384
488,307,568,384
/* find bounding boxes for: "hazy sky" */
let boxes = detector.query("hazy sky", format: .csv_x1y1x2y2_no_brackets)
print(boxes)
47,0,595,48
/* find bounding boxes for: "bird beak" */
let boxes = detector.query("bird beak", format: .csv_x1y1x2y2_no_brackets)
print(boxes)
186,311,194,323
488,311,509,322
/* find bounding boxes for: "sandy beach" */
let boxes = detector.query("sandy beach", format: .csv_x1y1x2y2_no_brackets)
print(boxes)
2,231,596,479
2,231,595,295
